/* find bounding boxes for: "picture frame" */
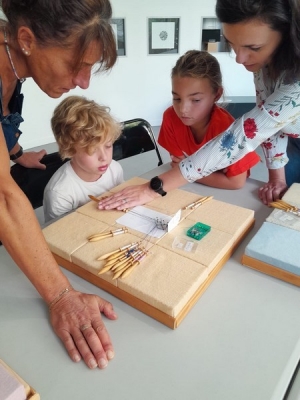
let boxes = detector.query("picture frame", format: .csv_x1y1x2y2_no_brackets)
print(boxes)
148,18,179,55
111,18,126,56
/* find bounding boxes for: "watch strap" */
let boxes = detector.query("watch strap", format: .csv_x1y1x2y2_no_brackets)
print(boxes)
10,146,23,161
157,187,167,196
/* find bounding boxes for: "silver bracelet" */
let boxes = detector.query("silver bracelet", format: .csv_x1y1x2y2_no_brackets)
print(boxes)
48,286,73,310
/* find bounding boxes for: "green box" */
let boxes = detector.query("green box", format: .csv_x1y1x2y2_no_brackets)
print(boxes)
186,222,211,241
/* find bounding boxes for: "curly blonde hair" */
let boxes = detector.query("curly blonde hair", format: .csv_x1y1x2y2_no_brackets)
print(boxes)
51,95,122,159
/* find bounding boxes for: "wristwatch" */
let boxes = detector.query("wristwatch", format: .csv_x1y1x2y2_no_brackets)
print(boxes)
149,176,167,196
10,146,24,161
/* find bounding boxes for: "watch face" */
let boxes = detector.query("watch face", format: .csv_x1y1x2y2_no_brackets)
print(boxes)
150,177,162,191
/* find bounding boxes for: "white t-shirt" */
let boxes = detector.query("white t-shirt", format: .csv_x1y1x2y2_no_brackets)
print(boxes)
43,159,124,222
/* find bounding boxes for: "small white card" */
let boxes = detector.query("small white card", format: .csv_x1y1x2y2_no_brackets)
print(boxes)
116,206,181,238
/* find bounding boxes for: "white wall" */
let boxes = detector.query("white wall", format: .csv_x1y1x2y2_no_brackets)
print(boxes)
15,0,255,149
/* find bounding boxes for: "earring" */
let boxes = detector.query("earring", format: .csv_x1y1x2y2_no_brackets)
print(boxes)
22,48,30,55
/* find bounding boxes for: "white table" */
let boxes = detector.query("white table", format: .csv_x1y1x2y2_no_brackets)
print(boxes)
1,164,300,400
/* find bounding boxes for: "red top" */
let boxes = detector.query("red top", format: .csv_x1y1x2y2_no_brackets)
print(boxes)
158,105,260,177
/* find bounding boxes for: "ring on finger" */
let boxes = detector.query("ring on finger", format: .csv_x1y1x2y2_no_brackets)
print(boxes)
80,324,91,332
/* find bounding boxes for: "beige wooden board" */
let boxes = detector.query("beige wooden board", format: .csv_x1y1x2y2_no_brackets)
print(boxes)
43,178,255,328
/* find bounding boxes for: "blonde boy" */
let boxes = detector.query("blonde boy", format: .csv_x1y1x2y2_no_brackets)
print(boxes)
43,96,123,222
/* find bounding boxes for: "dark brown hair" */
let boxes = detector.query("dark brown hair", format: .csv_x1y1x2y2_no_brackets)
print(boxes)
1,0,117,72
216,0,300,81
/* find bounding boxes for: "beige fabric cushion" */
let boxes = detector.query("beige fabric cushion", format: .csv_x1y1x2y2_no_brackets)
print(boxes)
77,201,127,225
71,232,143,286
157,219,234,273
42,212,109,260
185,199,254,240
43,177,254,320
117,246,208,317
282,183,300,207
147,189,206,219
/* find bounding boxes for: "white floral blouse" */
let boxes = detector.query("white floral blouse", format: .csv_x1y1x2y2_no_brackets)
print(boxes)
180,67,300,182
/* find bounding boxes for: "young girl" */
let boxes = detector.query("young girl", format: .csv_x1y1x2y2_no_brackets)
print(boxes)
43,95,124,222
158,50,260,189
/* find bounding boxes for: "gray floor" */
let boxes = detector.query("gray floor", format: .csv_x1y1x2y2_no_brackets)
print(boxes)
31,125,268,225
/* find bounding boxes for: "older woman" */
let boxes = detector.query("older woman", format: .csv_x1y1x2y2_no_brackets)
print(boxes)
0,0,118,369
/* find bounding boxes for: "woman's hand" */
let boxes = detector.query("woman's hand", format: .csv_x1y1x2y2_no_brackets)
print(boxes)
98,183,158,210
258,167,288,205
50,290,117,369
258,180,288,204
16,149,47,169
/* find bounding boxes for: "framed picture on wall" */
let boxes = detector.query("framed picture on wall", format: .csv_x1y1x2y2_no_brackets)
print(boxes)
111,18,126,56
148,18,179,55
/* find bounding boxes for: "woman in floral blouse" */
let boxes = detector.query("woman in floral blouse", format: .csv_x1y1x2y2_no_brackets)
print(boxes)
98,0,300,210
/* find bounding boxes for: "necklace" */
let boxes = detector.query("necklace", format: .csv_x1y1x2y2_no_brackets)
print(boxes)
3,29,26,83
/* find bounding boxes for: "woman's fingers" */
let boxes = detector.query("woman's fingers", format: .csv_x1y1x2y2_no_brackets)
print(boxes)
98,183,157,210
50,291,117,369
258,181,288,205
77,322,109,369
